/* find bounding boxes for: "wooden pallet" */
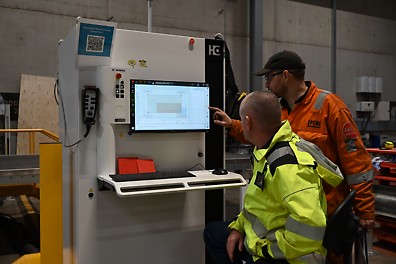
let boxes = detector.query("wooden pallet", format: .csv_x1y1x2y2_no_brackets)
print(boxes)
17,74,58,154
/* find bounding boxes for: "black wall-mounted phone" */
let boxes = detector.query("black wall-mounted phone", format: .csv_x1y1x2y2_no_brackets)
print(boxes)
82,86,99,137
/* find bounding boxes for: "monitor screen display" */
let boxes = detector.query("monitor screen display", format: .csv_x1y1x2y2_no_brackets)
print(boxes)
130,79,210,132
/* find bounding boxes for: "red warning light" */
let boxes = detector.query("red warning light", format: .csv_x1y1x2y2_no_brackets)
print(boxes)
115,73,122,79
189,38,195,46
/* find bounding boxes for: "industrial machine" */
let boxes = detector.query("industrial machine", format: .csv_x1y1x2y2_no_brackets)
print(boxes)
58,18,245,264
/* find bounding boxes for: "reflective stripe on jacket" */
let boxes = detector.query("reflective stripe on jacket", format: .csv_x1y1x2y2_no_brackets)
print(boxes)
228,82,375,219
229,121,327,263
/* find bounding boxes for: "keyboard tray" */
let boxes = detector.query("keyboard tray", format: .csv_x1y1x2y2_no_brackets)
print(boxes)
110,171,195,182
98,170,247,197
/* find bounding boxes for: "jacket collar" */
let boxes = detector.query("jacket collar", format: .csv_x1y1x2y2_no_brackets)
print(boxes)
280,81,318,112
253,120,294,161
299,81,318,105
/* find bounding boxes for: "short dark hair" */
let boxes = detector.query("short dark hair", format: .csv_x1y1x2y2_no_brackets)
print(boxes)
243,91,281,131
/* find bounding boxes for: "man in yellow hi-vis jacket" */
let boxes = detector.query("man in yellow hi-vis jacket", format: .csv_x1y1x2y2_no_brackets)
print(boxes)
204,91,343,264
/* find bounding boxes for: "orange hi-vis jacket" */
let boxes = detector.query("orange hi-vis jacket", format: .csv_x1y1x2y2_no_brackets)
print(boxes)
229,81,375,220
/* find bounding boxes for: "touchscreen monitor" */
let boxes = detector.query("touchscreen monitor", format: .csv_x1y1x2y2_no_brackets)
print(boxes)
130,79,210,132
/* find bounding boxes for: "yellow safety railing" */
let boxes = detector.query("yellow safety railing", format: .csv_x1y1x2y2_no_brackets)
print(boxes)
0,128,59,154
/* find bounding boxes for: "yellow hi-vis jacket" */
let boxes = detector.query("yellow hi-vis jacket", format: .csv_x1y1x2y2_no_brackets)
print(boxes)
229,121,343,263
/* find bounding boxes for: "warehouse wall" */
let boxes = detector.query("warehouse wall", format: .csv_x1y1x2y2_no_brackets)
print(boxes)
0,0,248,93
1,0,395,115
259,1,396,113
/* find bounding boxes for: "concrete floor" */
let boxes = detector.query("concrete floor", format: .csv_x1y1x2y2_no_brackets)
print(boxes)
368,251,396,264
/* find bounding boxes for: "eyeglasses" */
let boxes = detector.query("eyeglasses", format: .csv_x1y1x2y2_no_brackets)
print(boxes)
264,70,284,81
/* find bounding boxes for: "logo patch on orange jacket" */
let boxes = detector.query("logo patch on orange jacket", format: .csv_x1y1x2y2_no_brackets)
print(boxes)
342,122,358,139
308,120,321,128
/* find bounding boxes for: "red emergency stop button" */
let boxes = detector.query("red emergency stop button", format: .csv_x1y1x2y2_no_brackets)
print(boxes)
115,73,122,79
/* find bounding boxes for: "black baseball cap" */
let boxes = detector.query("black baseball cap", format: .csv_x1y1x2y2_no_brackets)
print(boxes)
255,50,306,76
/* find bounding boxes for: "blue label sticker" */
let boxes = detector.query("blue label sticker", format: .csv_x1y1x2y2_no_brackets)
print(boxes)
78,23,114,57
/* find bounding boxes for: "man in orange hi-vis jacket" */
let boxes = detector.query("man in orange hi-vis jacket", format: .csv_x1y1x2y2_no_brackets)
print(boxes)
209,50,375,263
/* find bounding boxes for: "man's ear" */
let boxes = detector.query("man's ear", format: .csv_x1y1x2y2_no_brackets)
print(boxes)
245,115,252,131
283,70,289,79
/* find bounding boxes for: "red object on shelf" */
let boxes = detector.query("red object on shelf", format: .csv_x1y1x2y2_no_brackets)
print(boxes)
368,148,396,179
370,149,396,254
375,175,396,182
367,148,396,154
136,159,156,173
380,162,396,168
117,157,156,174
118,157,139,174
380,162,396,175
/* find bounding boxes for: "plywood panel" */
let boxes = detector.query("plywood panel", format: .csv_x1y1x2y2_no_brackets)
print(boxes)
17,74,58,154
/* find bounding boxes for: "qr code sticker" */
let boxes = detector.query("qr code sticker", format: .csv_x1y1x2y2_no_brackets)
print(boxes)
86,35,105,52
